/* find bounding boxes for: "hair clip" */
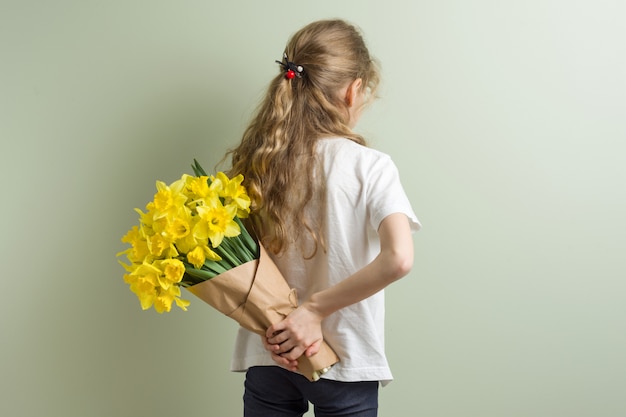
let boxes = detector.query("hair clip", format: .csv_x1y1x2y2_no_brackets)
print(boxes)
275,53,304,79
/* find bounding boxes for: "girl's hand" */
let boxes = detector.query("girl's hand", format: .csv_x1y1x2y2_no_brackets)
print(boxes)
261,336,299,371
263,303,324,370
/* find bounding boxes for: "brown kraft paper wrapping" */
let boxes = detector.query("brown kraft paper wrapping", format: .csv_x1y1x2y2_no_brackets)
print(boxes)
187,245,339,381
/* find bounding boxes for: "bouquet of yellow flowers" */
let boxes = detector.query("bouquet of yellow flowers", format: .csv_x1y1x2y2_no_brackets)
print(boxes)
118,159,257,313
117,160,338,381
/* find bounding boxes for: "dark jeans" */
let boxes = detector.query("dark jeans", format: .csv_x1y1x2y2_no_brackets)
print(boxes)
244,366,379,417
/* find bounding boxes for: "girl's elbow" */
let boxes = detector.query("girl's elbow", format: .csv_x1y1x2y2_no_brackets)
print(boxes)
397,255,414,279
388,250,414,281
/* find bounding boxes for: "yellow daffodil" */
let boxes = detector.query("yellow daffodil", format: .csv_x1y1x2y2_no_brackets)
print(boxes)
152,178,188,218
165,213,191,241
215,172,251,217
120,226,150,263
186,175,215,200
187,244,221,269
173,227,203,254
147,233,170,258
195,202,240,248
154,284,189,313
123,262,161,310
153,258,185,290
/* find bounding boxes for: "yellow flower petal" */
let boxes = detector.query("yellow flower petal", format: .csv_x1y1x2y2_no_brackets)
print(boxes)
175,298,191,311
187,246,206,269
138,291,156,310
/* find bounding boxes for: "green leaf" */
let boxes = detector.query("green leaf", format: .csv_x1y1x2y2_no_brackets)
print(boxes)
192,159,208,177
234,217,259,257
213,241,239,269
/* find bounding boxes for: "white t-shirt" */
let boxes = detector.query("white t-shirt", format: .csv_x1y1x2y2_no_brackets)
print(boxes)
230,137,421,385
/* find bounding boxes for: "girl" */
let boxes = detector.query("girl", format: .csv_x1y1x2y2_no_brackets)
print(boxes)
227,19,420,417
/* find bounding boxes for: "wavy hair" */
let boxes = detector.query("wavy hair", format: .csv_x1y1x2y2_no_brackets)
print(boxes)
227,19,380,256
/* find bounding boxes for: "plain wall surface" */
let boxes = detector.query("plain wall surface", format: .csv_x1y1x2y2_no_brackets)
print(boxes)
1,1,624,416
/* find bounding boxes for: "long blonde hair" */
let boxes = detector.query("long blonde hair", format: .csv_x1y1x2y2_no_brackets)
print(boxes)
227,19,380,255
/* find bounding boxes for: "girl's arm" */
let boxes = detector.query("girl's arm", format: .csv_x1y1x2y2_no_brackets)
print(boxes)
264,212,414,370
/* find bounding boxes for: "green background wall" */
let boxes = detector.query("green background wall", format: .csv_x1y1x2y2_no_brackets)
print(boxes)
1,1,624,416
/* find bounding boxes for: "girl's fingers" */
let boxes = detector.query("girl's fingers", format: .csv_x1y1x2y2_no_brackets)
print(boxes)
266,321,286,338
280,345,305,361
270,353,298,371
304,339,322,357
267,330,289,346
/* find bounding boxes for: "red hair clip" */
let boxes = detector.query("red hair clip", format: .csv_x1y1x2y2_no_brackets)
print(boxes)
275,53,304,79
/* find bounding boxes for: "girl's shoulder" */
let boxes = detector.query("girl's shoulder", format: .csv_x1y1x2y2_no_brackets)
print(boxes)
316,137,398,185
317,137,391,162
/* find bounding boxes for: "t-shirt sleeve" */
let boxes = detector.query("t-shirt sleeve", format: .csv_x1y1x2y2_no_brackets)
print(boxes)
366,153,421,233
